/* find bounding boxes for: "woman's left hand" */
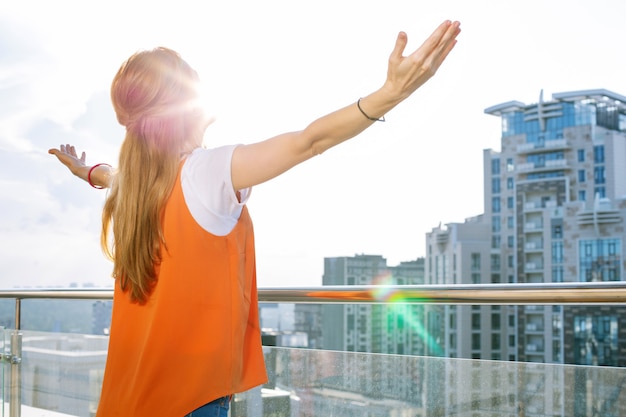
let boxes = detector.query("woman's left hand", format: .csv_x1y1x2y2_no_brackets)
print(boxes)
48,144,87,178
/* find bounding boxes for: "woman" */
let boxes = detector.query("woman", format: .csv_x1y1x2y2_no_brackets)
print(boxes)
49,20,460,417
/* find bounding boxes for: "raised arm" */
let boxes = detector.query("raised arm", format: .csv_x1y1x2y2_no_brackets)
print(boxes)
48,144,113,189
231,20,461,191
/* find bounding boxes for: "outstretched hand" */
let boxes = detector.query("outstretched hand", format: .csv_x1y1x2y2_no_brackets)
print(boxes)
48,144,87,177
384,20,461,100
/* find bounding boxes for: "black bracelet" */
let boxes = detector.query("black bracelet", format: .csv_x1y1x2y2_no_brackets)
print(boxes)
357,98,385,122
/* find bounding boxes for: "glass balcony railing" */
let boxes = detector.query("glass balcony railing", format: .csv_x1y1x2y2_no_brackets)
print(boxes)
2,282,626,417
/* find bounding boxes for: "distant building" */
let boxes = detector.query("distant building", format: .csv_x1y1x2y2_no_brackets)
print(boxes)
425,216,512,360
92,300,112,335
319,254,426,356
18,332,108,416
483,88,626,367
425,89,626,415
298,254,426,404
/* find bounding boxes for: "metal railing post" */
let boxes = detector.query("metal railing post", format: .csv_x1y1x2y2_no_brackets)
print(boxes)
10,299,22,417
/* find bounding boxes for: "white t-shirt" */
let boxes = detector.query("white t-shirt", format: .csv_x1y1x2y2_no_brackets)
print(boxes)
180,145,251,236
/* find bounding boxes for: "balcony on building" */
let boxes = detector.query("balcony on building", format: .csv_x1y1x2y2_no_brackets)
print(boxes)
516,139,571,155
516,158,570,174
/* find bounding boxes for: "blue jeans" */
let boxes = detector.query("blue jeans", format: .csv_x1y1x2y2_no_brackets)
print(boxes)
185,396,230,417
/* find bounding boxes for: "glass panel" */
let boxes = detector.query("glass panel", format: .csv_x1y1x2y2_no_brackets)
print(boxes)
1,325,4,417
12,329,626,416
4,299,626,416
230,347,626,416
18,330,108,417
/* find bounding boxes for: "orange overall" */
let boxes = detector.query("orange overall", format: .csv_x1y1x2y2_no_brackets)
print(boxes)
96,167,268,416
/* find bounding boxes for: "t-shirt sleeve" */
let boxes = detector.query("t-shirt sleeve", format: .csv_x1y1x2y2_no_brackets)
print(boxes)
180,145,251,236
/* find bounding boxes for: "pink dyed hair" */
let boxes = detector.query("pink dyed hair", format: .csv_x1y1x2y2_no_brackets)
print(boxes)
110,47,202,154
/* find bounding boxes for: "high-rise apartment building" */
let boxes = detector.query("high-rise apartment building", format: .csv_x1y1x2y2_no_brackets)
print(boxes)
425,88,626,415
427,89,626,365
483,88,626,367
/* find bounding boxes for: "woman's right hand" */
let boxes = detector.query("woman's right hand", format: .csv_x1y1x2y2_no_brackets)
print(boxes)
383,20,461,102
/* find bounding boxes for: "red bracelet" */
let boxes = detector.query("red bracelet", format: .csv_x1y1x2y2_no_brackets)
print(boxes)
88,163,112,189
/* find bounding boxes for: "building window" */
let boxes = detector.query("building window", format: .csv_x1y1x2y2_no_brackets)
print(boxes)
492,216,501,232
553,340,561,362
573,315,618,366
594,166,605,184
492,314,501,330
492,235,501,249
506,158,514,172
578,190,586,201
507,216,514,229
577,149,585,162
552,241,563,263
492,197,501,213
552,312,562,336
507,177,514,190
579,239,622,281
492,178,501,194
471,273,481,284
491,158,500,175
472,333,481,350
491,254,501,269
491,334,501,350
472,314,481,330
471,253,481,270
509,335,515,347
491,274,500,283
508,255,514,268
507,196,514,209
552,266,564,282
552,224,562,239
594,187,606,198
593,145,605,164
578,169,586,183
507,235,514,249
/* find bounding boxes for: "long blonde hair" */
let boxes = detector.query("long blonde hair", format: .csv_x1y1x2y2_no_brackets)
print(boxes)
103,47,204,303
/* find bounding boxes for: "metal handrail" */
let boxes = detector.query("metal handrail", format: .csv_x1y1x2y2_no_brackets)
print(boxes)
0,281,625,304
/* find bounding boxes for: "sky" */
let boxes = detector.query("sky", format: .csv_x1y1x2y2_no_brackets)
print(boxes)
1,0,625,288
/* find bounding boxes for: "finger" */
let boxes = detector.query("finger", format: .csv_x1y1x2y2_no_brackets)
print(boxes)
409,20,452,59
389,31,408,62
426,23,461,69
437,21,461,54
415,21,459,70
80,152,86,163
